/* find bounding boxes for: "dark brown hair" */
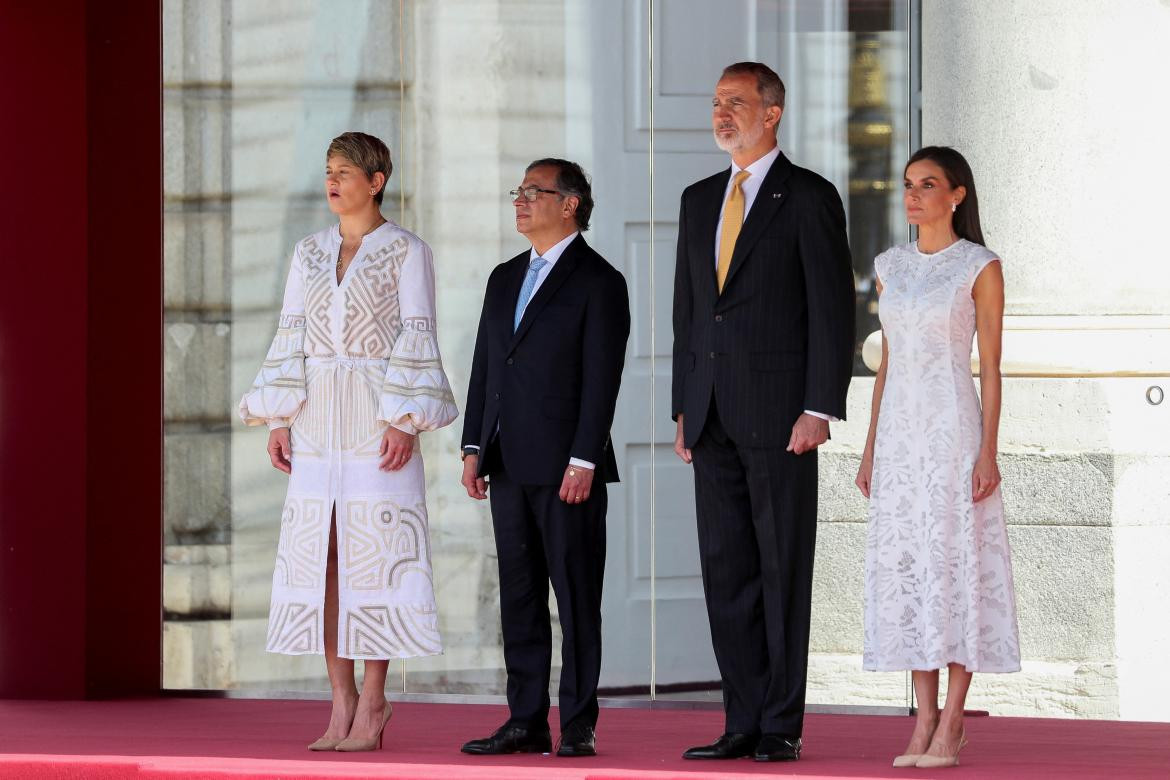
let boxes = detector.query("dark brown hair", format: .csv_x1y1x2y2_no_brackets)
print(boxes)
721,61,786,111
905,146,985,246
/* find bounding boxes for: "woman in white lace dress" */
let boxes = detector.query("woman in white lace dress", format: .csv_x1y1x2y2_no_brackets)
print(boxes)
855,147,1020,769
239,132,458,751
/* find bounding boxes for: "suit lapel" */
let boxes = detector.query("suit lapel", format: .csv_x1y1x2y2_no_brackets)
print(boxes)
497,250,530,338
695,172,729,301
721,151,794,294
507,233,584,352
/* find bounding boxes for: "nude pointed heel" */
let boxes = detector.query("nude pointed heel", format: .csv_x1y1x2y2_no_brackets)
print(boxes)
308,694,359,751
915,731,967,768
893,717,938,767
334,702,393,752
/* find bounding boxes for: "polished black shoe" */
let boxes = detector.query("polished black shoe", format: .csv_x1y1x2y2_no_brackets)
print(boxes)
753,733,802,762
555,722,596,757
682,732,760,760
460,723,552,755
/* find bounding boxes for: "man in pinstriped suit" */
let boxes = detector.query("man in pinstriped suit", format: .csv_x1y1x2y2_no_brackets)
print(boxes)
672,62,855,762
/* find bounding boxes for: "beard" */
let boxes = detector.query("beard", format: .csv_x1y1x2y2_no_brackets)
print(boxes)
713,121,765,153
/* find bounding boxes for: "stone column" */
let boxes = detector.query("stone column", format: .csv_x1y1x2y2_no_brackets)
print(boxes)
910,0,1170,719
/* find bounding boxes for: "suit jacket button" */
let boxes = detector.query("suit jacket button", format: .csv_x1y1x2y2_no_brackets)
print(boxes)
494,392,500,400
715,315,723,322
506,358,514,365
709,351,716,359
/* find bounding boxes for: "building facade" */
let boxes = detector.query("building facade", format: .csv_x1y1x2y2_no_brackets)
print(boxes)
156,0,1170,721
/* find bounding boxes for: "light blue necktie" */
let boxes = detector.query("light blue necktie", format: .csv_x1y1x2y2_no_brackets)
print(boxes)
514,256,549,331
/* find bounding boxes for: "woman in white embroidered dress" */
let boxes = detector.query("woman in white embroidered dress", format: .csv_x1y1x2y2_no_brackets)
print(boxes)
855,147,1020,769
239,132,458,752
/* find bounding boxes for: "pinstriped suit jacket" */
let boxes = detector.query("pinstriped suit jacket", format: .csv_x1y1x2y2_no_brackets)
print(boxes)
671,150,855,449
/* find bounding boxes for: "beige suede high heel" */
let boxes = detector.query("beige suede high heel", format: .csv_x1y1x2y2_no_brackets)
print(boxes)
892,752,924,767
915,730,968,768
892,717,939,767
307,696,359,751
334,702,393,752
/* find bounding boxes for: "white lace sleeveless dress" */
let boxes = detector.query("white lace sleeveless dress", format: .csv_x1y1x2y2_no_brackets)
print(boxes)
863,239,1021,673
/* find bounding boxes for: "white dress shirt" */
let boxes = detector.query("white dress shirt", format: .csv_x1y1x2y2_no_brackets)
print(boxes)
713,145,836,424
517,230,579,321
713,145,781,265
467,230,597,470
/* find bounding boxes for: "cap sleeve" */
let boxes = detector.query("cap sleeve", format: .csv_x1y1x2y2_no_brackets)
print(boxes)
967,243,1002,291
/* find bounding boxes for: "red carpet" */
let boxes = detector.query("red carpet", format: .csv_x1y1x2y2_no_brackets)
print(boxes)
1,698,1167,779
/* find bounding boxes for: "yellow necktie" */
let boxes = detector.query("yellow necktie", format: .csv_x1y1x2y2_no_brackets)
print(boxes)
716,170,751,293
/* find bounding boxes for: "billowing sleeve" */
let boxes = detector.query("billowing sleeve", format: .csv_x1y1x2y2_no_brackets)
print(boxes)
378,240,459,434
238,248,307,429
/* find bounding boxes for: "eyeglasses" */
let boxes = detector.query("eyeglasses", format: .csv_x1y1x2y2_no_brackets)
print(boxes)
509,186,561,203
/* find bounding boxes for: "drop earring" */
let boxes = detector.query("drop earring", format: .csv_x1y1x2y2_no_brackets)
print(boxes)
951,203,958,213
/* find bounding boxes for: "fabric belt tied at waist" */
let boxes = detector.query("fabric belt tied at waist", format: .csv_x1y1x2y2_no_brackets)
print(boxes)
305,356,388,372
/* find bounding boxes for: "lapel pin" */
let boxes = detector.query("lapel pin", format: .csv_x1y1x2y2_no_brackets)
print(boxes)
773,193,783,199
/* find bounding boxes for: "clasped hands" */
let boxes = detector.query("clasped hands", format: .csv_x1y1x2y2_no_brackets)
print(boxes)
672,412,829,464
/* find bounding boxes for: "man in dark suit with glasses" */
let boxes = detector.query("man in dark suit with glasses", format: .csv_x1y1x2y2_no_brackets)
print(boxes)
459,158,630,758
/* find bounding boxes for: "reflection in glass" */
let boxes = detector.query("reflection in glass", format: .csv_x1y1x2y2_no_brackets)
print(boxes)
162,0,912,713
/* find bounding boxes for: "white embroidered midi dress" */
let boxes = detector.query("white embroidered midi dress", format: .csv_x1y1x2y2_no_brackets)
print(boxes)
239,221,458,660
863,239,1021,673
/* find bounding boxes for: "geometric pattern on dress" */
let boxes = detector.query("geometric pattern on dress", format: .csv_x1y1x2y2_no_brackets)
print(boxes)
379,318,458,428
343,603,442,659
273,495,328,589
238,313,307,425
338,363,387,454
341,498,431,592
301,235,335,352
266,601,322,655
343,237,408,356
863,240,1021,673
242,221,457,659
296,361,386,457
288,361,331,459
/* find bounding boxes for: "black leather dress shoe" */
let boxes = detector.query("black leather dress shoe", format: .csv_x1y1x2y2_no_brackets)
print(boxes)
753,733,802,762
555,722,596,757
682,732,760,760
460,723,552,755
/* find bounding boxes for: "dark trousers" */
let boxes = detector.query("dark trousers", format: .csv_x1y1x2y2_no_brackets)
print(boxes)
486,442,607,731
691,400,818,737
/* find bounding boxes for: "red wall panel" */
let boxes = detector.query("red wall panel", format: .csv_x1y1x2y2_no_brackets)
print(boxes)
84,0,162,698
0,0,161,698
0,0,90,699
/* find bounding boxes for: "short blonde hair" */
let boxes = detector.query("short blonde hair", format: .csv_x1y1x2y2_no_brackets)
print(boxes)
326,132,393,204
